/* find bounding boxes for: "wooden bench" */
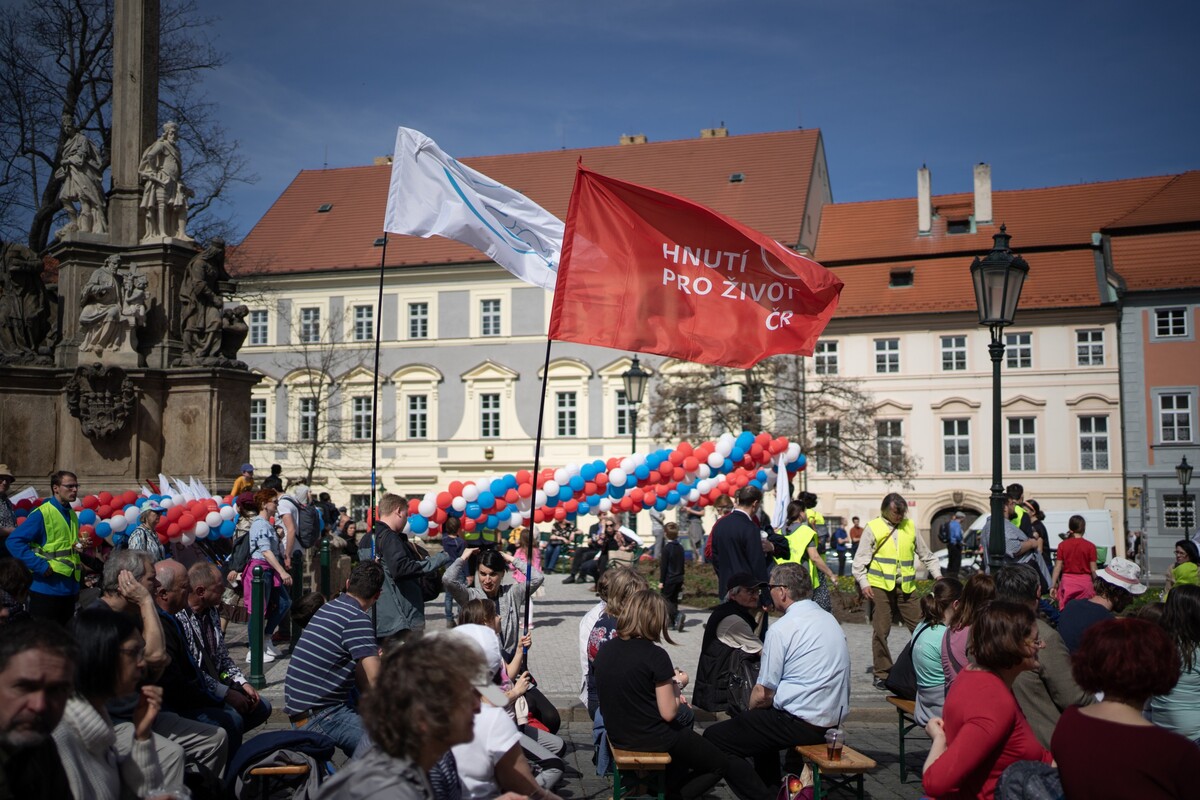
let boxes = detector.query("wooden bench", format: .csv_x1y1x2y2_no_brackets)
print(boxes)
608,741,671,800
886,695,927,783
794,743,876,800
247,764,312,800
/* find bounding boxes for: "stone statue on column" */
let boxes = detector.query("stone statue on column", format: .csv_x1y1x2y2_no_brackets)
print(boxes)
78,254,146,362
138,121,193,241
0,242,57,365
177,238,247,368
54,117,109,239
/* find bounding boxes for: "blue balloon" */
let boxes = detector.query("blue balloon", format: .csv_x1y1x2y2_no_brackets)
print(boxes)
78,509,97,525
756,470,768,483
219,519,236,538
722,458,735,473
580,464,597,482
544,495,559,507
654,497,668,511
634,464,651,481
504,474,518,491
95,521,112,537
486,514,498,529
557,487,573,503
477,491,495,509
666,490,680,505
490,479,506,496
609,485,625,499
646,454,661,470
750,480,764,490
730,447,745,462
135,497,148,507
568,475,585,493
796,454,807,469
465,502,482,518
447,507,462,517
408,515,429,534
737,431,755,448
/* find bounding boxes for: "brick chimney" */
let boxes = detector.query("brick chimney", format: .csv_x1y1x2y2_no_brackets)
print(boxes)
974,163,993,224
918,165,932,235
619,134,648,145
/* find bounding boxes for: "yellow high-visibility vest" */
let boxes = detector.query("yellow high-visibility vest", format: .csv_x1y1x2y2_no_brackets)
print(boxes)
865,517,916,593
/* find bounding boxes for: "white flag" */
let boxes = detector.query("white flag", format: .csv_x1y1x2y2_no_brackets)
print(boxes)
770,455,790,531
383,127,563,291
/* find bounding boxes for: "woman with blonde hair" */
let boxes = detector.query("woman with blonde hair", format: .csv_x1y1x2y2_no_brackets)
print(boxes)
596,589,728,800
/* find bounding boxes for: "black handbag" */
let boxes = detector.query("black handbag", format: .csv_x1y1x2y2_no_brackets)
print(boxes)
883,622,929,699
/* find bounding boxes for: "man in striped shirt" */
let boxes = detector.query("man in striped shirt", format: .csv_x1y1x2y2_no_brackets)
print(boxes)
283,561,383,756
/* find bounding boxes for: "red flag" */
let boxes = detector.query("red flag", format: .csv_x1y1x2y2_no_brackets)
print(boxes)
549,165,844,369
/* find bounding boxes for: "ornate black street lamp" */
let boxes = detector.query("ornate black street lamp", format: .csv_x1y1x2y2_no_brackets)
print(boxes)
1178,456,1194,532
621,355,650,532
971,225,1030,564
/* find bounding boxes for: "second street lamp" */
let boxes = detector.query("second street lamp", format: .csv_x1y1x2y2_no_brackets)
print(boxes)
970,225,1030,566
621,355,650,532
1179,456,1194,533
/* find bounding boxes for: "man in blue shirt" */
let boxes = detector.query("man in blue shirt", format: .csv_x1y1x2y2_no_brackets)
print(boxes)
5,471,81,626
703,562,851,800
947,511,965,577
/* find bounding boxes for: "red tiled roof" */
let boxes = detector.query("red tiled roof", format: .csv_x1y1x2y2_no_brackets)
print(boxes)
1111,230,1200,292
814,175,1173,264
830,249,1103,318
1104,171,1200,230
231,130,823,276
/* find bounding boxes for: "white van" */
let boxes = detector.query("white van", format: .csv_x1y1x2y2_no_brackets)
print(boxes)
940,509,1117,573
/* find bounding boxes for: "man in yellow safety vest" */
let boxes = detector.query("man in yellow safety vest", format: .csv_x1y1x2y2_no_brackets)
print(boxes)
5,470,82,626
850,493,943,688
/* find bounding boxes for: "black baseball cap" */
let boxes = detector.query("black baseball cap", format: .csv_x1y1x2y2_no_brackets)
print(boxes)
728,572,767,592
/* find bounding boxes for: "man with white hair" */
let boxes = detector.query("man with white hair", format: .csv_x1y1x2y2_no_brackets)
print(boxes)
693,572,769,712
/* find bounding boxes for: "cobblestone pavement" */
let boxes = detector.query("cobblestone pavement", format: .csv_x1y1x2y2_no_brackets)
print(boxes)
230,570,929,798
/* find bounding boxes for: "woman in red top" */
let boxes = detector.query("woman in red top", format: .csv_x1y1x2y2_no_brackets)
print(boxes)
1050,515,1097,608
922,601,1051,800
1053,617,1200,799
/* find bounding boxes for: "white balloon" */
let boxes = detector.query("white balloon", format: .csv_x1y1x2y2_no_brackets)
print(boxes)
698,464,711,480
609,468,627,488
707,452,725,469
543,480,560,496
160,497,174,509
509,512,522,527
598,498,613,512
688,489,701,503
205,511,222,528
534,490,547,508
418,499,436,517
497,518,511,531
553,468,568,485
451,496,467,512
564,463,580,478
786,442,802,462
125,506,140,523
462,483,479,502
219,505,236,521
180,533,195,546
109,515,128,533
423,491,436,504
716,433,735,456
619,457,635,474
631,453,647,467
193,521,209,539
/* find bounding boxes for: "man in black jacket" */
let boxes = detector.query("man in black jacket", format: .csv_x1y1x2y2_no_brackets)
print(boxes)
692,572,768,712
709,486,773,598
373,493,449,639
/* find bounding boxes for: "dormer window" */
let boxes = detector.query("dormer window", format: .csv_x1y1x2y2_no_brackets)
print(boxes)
946,218,971,234
889,269,914,288
317,203,333,213
729,172,745,183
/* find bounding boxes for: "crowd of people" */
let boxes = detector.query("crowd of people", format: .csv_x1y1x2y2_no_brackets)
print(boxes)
4,461,1200,800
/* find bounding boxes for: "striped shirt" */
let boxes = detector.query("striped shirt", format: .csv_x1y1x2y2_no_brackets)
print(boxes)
284,593,377,715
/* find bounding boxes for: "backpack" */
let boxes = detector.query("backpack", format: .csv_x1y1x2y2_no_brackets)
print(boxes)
938,520,951,544
410,539,444,602
884,623,929,700
228,529,252,574
726,651,761,715
282,496,322,549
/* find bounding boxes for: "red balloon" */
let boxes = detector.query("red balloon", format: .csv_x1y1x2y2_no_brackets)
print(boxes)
166,505,184,522
516,470,533,485
81,495,100,510
15,498,32,511
594,473,608,489
584,481,597,497
682,456,699,472
672,467,685,482
463,518,476,532
436,492,453,509
533,509,546,524
656,484,671,498
618,497,634,512
96,505,112,520
554,506,567,520
123,490,139,506
750,443,763,459
178,513,196,531
449,481,464,496
167,523,181,539
408,498,420,515
668,450,684,466
677,441,694,457
155,519,170,535
433,508,448,524
517,483,533,499
630,488,645,505
564,499,579,513
755,432,771,446
157,532,171,545
606,457,621,470
98,491,113,506
504,489,519,504
79,523,95,536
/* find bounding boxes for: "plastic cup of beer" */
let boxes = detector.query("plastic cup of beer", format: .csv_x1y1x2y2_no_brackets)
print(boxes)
824,728,844,761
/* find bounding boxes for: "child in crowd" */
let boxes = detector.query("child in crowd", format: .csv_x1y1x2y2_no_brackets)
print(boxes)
659,522,686,632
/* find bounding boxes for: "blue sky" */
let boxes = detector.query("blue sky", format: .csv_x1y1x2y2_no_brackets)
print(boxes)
203,0,1200,241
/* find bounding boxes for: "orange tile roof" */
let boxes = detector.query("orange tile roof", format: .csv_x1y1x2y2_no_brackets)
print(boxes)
814,175,1173,264
1111,230,1200,292
230,130,822,277
1104,171,1200,230
829,249,1103,319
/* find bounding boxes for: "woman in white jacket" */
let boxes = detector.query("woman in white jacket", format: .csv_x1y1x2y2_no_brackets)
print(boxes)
54,608,169,800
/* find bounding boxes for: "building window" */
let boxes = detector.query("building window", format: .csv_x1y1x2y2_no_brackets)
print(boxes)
250,398,267,442
554,391,577,437
480,392,500,438
814,420,841,472
1159,394,1194,443
876,419,903,472
1008,417,1037,471
299,307,321,343
678,403,700,438
249,310,268,346
1005,332,1032,368
1079,415,1109,471
1076,329,1104,366
353,305,374,341
814,341,839,375
352,396,373,440
616,390,633,436
875,338,899,374
407,395,428,439
1165,495,1197,532
408,302,429,339
480,299,501,337
942,418,970,472
349,494,372,523
941,335,967,371
1156,307,1188,338
298,397,318,441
